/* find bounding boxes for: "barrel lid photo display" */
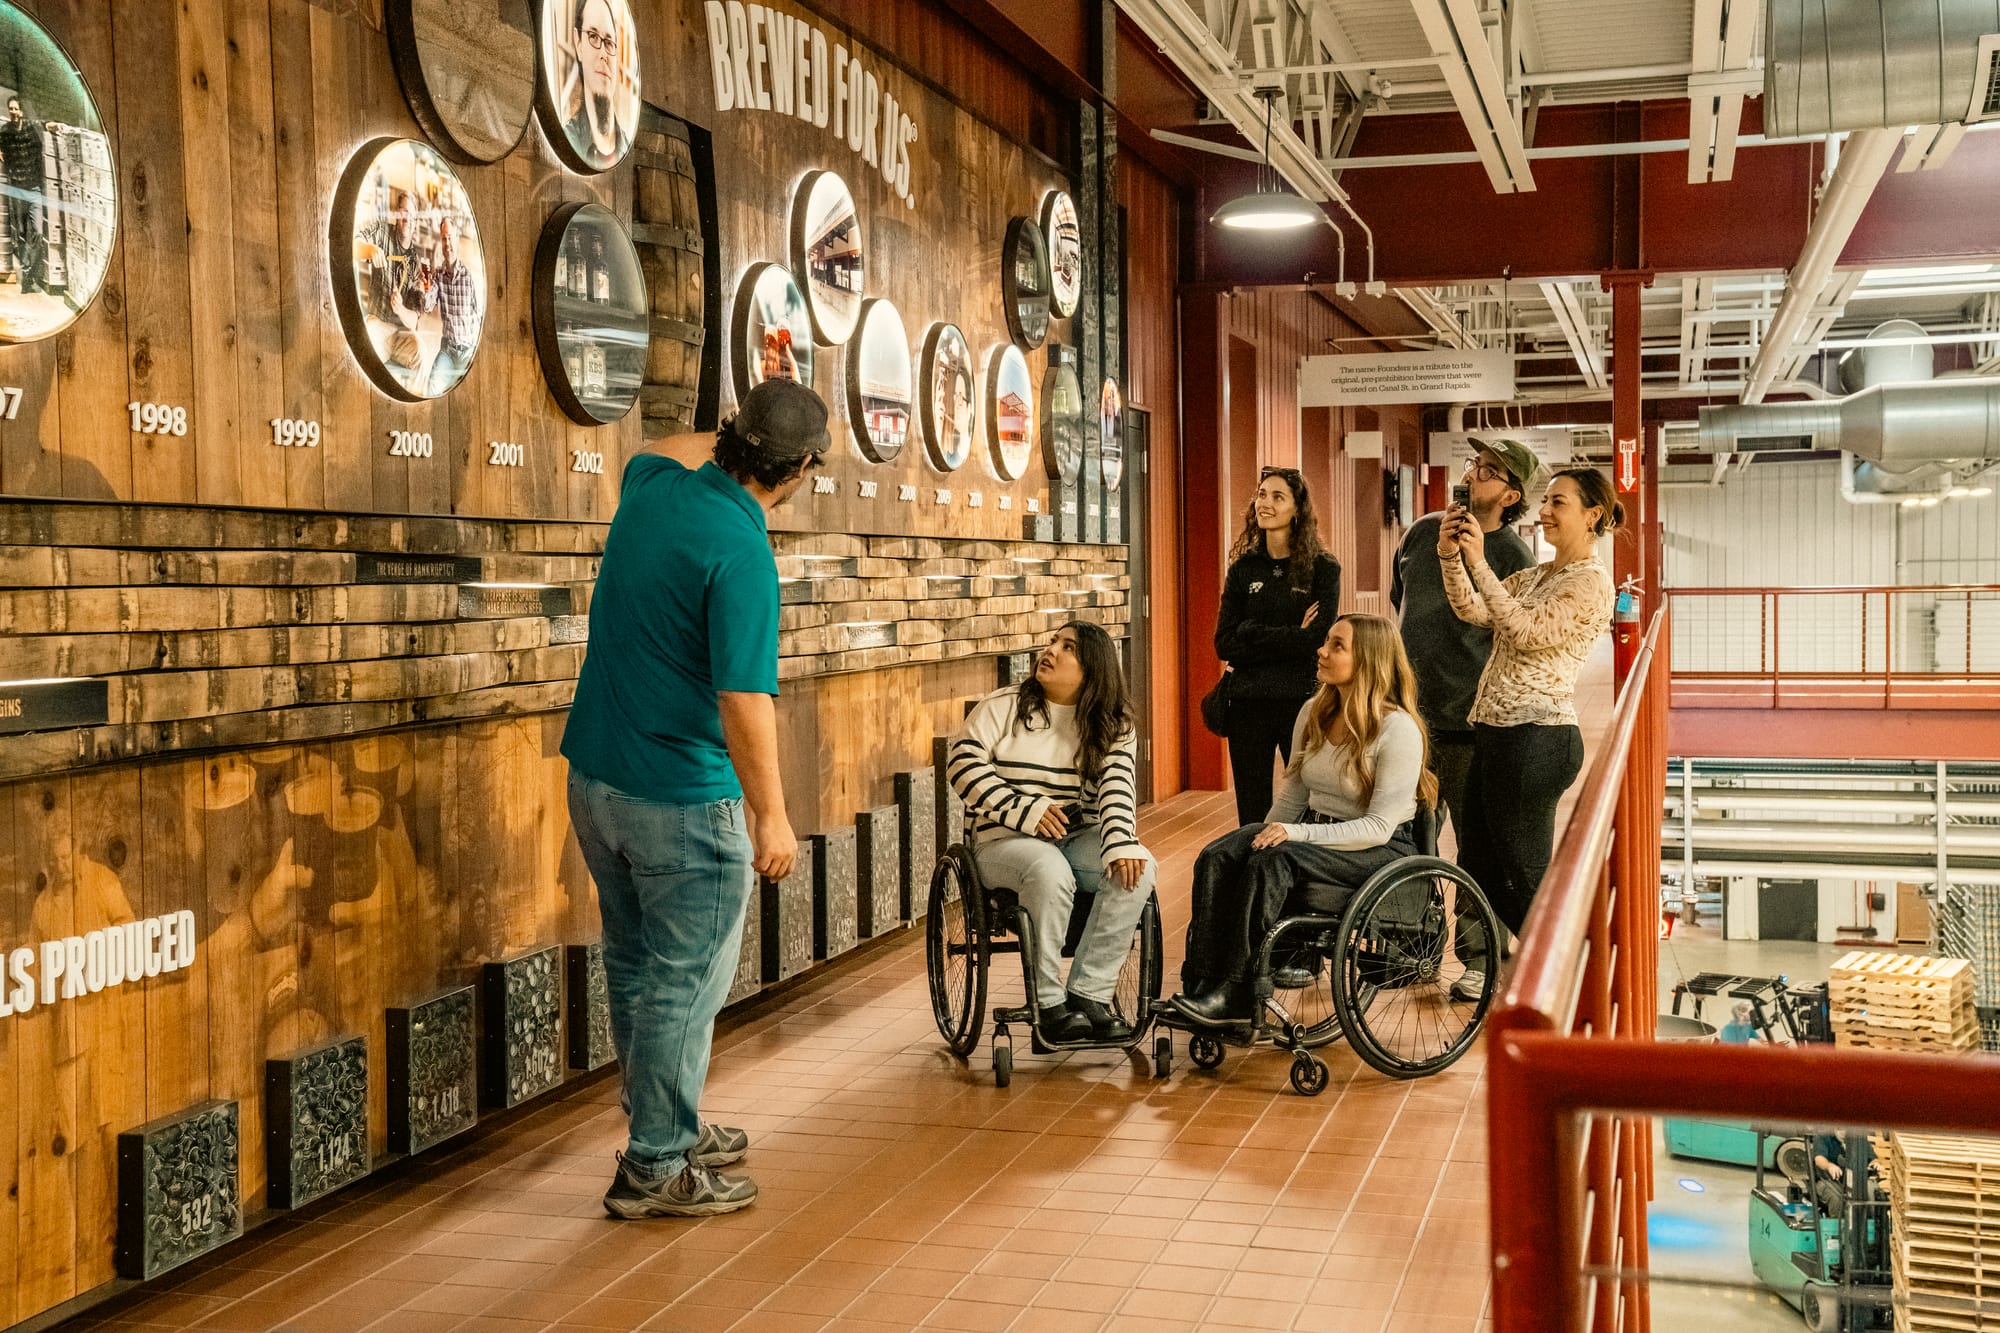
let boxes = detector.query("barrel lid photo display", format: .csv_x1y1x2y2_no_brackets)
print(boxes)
844,297,911,463
0,1,118,344
330,137,488,401
733,261,813,399
387,0,536,164
1040,190,1081,320
535,0,641,173
919,322,974,472
792,170,863,345
533,201,649,425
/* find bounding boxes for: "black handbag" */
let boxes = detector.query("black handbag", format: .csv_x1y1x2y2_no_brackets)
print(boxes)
1200,672,1233,738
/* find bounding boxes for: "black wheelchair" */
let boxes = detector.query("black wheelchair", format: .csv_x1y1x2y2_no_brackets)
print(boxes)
925,832,1164,1087
1155,805,1501,1093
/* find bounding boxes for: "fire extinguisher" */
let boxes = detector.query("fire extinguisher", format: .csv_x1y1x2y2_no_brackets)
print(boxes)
1613,576,1642,683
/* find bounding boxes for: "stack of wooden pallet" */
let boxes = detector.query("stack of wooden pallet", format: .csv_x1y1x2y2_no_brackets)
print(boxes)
1829,952,1980,1055
1886,1132,2000,1331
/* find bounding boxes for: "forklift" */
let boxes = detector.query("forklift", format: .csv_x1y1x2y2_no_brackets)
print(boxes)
1747,1129,1891,1331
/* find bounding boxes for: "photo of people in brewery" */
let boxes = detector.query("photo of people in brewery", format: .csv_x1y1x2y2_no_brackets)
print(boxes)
345,138,487,399
737,262,813,393
0,5,116,343
539,0,640,171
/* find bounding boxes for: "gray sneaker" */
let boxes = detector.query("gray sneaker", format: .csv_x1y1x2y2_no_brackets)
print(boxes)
603,1154,758,1219
1450,969,1487,1003
692,1121,749,1167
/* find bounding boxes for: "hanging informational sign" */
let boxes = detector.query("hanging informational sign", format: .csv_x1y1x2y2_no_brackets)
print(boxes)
1425,428,1573,470
701,1,920,209
1300,349,1515,407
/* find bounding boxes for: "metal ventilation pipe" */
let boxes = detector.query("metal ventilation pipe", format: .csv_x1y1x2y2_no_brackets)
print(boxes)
1765,0,2000,138
1838,318,1937,392
1696,377,2000,463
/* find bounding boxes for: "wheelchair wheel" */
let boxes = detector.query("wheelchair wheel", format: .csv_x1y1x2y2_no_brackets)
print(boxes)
1332,857,1499,1079
1109,893,1165,1051
1189,1033,1225,1069
926,846,988,1058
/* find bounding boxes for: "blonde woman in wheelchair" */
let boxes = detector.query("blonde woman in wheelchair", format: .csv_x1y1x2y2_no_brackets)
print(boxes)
1172,613,1437,1027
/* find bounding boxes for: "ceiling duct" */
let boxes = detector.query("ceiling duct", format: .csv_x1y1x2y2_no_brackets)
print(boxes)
1695,376,2000,467
1838,318,1936,393
1764,0,2000,138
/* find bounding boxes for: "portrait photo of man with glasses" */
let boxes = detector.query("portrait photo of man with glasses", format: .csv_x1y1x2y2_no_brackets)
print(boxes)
541,0,640,171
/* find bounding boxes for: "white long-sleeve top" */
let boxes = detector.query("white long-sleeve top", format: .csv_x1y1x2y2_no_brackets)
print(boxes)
1265,706,1422,849
1441,554,1614,727
947,686,1150,872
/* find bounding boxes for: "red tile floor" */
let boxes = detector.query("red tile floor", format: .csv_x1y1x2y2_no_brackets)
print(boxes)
74,787,1508,1333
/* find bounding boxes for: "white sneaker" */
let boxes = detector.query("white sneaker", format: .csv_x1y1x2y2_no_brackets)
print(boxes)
1449,969,1486,1003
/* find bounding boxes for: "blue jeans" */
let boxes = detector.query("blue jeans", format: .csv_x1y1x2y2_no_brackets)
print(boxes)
975,826,1155,1009
567,772,752,1180
425,339,473,396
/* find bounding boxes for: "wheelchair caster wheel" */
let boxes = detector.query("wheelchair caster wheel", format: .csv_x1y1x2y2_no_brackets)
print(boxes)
1153,1034,1172,1078
993,1044,1012,1088
1290,1054,1329,1097
1190,1034,1225,1070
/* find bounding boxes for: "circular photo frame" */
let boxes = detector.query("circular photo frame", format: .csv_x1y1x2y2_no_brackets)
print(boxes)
732,262,813,399
844,298,910,464
791,170,863,345
1002,216,1052,349
0,6,118,345
387,0,535,164
1041,190,1082,319
985,344,1034,482
535,0,640,173
1099,378,1125,491
330,137,489,401
533,202,649,425
918,322,975,473
1041,353,1083,483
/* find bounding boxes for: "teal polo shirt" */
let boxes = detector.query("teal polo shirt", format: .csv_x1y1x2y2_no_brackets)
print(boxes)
561,455,779,803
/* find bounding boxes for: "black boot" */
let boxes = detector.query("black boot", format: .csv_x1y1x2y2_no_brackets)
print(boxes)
1170,982,1253,1027
1066,994,1133,1041
1037,1003,1092,1043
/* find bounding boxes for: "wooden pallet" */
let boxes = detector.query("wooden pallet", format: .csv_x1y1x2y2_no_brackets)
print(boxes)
1831,953,1979,1056
1889,1133,2000,1333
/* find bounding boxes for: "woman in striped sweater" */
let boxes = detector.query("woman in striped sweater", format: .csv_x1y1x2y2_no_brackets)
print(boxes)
948,620,1155,1044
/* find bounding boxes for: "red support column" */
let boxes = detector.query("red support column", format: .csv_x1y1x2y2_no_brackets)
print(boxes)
1180,289,1228,789
1605,272,1656,678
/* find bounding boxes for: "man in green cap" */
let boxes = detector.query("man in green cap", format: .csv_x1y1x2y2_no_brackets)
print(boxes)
564,378,828,1218
1391,437,1541,997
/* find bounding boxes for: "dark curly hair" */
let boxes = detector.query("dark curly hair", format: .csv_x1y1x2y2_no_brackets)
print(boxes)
1013,620,1133,787
712,417,819,491
1227,466,1326,593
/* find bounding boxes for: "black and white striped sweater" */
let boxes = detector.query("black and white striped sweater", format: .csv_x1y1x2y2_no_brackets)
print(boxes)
947,686,1150,871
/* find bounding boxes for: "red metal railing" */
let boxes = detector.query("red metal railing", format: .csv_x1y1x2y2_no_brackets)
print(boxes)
1486,607,2000,1331
1665,583,2000,709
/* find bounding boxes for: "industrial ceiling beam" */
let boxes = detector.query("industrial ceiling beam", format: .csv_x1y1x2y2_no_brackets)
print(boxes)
1405,0,1536,193
1540,280,1607,389
1743,128,1904,403
1685,0,1760,184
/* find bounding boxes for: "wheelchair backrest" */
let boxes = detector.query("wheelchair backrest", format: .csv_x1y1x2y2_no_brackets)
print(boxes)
1413,803,1439,858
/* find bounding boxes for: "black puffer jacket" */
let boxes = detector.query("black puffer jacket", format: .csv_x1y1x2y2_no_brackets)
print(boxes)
1213,551,1342,701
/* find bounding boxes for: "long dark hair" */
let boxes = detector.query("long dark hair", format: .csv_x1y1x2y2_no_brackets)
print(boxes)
1227,466,1326,592
1013,620,1133,786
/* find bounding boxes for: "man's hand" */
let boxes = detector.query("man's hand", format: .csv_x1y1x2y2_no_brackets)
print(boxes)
1035,804,1070,840
1108,858,1146,890
1251,823,1291,850
750,810,798,881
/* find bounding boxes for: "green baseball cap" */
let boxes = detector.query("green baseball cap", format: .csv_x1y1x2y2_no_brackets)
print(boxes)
1468,436,1543,495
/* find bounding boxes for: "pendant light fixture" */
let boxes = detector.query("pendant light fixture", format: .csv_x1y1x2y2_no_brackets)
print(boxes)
1210,88,1323,231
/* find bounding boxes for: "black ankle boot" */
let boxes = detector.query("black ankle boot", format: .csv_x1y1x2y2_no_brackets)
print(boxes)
1171,982,1252,1027
1066,994,1133,1041
1037,1003,1092,1042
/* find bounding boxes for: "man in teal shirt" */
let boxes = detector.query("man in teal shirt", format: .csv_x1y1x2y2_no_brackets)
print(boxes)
564,379,826,1218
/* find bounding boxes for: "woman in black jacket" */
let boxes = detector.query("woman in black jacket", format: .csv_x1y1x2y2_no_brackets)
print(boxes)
1213,465,1342,826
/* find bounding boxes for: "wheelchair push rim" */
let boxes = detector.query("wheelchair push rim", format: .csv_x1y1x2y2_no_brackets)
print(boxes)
926,846,988,1058
1331,856,1499,1079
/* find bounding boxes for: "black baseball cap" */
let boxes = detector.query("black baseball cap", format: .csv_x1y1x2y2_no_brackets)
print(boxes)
730,379,830,461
